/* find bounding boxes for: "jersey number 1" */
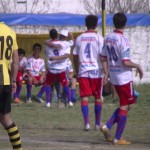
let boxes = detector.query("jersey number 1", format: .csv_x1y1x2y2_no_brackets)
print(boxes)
0,36,13,60
107,46,118,62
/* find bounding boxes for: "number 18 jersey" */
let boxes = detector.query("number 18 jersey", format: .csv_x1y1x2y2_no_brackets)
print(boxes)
73,31,104,76
0,23,18,85
101,30,132,85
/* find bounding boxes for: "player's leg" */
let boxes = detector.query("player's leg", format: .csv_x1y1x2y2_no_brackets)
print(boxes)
113,82,136,144
91,77,103,130
114,105,130,144
13,71,23,104
45,72,55,107
59,72,72,107
0,85,22,150
45,85,51,107
70,76,77,103
81,96,90,131
78,77,91,131
36,84,46,103
26,76,33,103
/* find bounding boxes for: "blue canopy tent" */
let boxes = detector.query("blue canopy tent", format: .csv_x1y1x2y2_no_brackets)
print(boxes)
0,13,150,26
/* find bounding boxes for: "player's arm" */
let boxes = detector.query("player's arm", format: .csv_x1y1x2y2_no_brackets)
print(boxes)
73,55,79,76
44,41,62,49
123,60,143,79
11,49,19,82
101,56,109,85
11,49,19,93
49,54,69,61
68,32,75,45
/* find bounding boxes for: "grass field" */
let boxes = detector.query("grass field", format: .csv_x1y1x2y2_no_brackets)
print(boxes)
0,84,150,150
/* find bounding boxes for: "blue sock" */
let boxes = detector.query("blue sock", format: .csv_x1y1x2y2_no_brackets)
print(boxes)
106,108,120,129
71,89,76,103
81,100,89,125
95,101,102,126
14,85,22,98
45,85,51,103
37,85,46,98
63,86,71,102
115,109,127,140
27,85,32,98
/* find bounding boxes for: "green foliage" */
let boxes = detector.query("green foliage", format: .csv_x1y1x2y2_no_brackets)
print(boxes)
0,84,150,149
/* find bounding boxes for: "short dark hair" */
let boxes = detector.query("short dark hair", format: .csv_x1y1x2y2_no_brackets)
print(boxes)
113,12,127,29
18,48,25,56
85,15,98,29
32,43,42,51
49,29,58,40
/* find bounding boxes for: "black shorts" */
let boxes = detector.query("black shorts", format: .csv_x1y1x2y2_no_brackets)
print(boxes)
0,85,11,114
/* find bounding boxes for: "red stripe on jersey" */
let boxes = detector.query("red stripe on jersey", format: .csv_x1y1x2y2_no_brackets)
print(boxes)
73,54,78,57
122,59,130,62
100,54,107,58
114,30,123,34
85,30,97,33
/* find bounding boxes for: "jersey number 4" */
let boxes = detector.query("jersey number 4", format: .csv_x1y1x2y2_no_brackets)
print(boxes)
84,43,91,58
0,36,13,60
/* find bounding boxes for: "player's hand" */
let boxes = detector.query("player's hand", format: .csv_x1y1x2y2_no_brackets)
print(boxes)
33,78,39,85
49,56,56,61
54,44,62,49
11,82,17,94
68,32,73,37
39,77,44,84
136,66,143,79
103,74,108,85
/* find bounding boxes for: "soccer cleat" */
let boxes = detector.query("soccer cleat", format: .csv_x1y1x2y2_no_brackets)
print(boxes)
35,96,45,103
100,126,113,142
13,98,23,104
113,138,131,145
69,101,73,107
84,123,90,131
26,98,32,103
46,102,51,108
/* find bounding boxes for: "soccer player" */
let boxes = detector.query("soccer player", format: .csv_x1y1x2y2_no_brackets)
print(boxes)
73,15,104,131
13,48,27,104
44,29,72,108
100,12,143,144
0,22,22,149
26,43,46,103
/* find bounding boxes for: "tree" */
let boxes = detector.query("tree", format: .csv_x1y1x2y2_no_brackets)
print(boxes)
80,0,149,14
0,0,61,13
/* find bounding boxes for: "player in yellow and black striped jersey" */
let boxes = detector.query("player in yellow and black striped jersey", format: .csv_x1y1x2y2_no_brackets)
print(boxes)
0,22,22,150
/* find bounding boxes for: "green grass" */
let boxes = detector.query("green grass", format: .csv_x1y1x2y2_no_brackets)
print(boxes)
0,84,150,150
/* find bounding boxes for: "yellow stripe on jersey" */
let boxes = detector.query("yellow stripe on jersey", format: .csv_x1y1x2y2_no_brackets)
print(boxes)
0,22,18,85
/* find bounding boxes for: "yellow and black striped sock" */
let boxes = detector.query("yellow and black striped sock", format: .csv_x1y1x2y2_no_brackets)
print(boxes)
5,122,22,150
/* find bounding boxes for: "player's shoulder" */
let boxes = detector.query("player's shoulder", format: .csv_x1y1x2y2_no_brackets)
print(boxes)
23,57,28,62
1,23,16,36
27,55,33,61
38,57,45,63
